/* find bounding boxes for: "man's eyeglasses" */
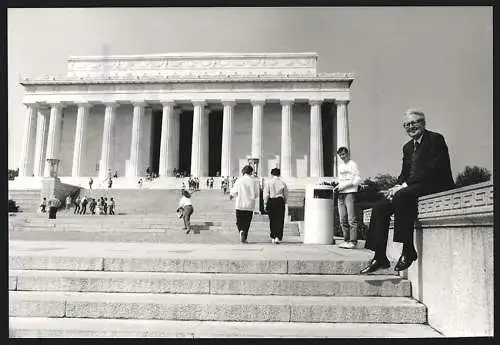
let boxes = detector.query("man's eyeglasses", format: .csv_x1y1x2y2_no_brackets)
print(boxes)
403,119,424,128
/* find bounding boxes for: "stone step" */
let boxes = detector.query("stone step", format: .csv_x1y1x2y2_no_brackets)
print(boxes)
9,291,427,323
9,240,395,275
9,270,409,296
8,229,305,245
9,318,442,338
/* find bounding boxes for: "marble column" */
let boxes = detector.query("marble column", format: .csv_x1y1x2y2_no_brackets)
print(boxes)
251,100,265,175
221,100,235,178
128,102,145,178
159,101,175,177
71,102,91,177
33,106,50,177
309,100,324,177
19,102,38,177
280,100,293,178
99,102,117,179
336,100,350,150
190,101,205,177
43,102,63,177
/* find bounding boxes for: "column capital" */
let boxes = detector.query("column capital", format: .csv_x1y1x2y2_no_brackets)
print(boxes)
335,99,350,105
280,100,294,106
103,102,118,108
160,100,176,108
221,100,236,107
174,108,182,116
47,101,63,108
22,101,38,107
251,100,266,106
309,99,323,106
132,101,147,107
76,102,92,108
192,100,206,107
203,108,211,115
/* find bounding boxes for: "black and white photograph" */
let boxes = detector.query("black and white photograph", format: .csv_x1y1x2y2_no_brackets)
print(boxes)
7,6,493,338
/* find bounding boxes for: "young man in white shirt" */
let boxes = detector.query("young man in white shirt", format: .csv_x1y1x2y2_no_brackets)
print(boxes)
230,165,260,243
334,147,362,249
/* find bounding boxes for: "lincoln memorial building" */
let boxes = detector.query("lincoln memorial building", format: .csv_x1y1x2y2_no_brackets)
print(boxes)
16,52,355,185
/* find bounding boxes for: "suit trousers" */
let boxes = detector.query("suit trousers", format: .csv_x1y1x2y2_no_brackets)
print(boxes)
365,184,423,258
182,205,193,230
236,209,253,238
267,197,285,240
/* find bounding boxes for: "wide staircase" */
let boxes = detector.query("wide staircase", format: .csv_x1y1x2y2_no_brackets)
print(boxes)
8,189,41,213
8,188,441,338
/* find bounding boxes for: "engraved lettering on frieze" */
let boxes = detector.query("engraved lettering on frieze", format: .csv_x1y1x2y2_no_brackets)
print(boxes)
473,190,487,207
462,192,473,208
451,195,461,209
488,187,493,204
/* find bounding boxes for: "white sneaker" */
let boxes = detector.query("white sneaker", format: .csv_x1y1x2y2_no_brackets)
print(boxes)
271,238,275,244
342,242,356,249
239,231,247,243
274,238,280,244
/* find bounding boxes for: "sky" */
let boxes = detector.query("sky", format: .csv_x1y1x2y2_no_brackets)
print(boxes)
7,7,493,180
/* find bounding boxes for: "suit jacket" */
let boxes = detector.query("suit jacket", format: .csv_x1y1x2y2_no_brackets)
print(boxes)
396,129,455,195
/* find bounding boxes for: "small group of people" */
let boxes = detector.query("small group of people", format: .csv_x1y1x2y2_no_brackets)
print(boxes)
229,165,289,244
40,195,61,219
71,195,116,215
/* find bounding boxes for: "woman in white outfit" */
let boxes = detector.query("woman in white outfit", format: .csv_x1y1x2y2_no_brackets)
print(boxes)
178,190,194,234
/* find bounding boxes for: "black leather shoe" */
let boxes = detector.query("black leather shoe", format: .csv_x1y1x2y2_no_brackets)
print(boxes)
360,258,391,274
394,254,418,272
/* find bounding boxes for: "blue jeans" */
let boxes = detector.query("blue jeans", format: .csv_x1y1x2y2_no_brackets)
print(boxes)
337,193,358,243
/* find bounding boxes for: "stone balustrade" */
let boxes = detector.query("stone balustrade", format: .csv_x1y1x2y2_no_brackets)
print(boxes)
363,181,493,336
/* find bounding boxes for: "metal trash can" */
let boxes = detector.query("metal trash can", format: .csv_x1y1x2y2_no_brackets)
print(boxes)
303,184,335,244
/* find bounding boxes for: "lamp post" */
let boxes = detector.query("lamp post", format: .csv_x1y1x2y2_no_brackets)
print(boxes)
248,158,262,214
46,158,60,179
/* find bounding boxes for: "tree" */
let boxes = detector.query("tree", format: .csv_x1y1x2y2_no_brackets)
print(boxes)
8,168,19,180
372,173,399,191
455,166,491,188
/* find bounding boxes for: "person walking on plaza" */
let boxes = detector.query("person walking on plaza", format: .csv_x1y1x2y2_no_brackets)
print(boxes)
73,196,81,214
65,195,72,213
40,197,47,213
89,198,97,215
79,196,88,215
263,168,289,245
178,190,194,234
334,147,362,250
361,109,455,274
109,197,115,215
89,177,93,189
47,195,60,219
230,165,260,243
108,177,113,189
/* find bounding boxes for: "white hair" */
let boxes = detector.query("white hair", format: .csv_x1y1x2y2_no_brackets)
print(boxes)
404,109,426,120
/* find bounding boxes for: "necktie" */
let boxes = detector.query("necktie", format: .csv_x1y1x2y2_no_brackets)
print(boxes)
409,141,420,178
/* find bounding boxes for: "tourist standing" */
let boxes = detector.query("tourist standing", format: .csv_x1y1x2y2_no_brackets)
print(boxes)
334,147,362,250
80,196,88,215
39,197,47,213
108,177,113,189
65,195,72,213
89,177,93,189
178,190,194,234
263,168,289,244
230,165,260,243
47,195,60,219
74,196,81,214
109,197,116,215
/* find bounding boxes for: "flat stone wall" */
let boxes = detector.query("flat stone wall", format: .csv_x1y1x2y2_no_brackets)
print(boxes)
41,179,81,206
58,103,335,178
363,182,493,336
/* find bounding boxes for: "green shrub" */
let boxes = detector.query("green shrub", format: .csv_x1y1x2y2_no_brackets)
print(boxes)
455,166,491,188
9,199,19,212
8,168,19,181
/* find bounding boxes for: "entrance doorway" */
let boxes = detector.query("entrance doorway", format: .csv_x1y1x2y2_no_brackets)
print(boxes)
178,111,193,175
149,110,162,175
322,102,335,177
208,111,223,176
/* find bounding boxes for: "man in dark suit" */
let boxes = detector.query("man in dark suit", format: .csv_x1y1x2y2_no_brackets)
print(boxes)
361,109,455,274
